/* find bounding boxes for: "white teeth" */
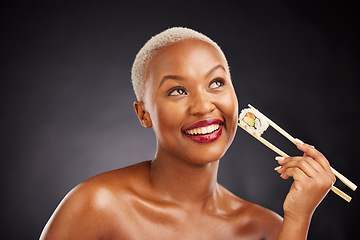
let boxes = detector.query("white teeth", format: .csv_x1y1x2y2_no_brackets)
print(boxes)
185,124,220,135
207,125,213,132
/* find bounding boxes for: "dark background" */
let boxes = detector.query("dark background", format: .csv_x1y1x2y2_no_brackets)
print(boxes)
1,0,359,239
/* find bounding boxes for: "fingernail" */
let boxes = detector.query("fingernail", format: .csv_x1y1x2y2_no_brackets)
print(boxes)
274,166,282,171
275,156,285,161
294,138,304,145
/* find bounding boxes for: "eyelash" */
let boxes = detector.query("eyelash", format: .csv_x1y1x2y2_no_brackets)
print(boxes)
167,77,225,96
168,86,188,96
209,78,225,89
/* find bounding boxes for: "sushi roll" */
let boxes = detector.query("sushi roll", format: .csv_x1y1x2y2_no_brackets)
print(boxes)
239,108,269,136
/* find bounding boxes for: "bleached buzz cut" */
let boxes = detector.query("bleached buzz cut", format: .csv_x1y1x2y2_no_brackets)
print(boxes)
131,27,228,101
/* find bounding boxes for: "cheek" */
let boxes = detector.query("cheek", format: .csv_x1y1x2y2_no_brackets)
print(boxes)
151,101,185,136
217,92,238,142
220,92,238,145
220,91,238,124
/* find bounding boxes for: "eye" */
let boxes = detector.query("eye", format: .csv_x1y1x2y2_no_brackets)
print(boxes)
209,78,225,89
168,87,188,96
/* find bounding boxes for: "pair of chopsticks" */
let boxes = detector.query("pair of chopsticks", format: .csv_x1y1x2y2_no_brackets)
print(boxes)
238,104,357,202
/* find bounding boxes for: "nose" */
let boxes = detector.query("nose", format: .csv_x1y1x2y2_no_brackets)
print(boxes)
189,92,216,115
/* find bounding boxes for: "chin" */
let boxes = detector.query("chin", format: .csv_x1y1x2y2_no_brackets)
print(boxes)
184,144,228,166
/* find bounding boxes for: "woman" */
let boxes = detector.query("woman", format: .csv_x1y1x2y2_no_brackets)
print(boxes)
40,27,335,239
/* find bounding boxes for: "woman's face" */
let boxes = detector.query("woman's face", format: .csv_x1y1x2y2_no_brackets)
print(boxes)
141,39,238,165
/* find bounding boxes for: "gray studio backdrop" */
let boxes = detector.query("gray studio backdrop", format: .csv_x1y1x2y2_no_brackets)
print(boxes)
2,1,359,239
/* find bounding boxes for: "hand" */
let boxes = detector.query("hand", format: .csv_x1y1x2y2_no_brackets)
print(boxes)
275,140,336,221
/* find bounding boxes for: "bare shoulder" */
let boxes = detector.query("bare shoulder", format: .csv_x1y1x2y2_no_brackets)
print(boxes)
40,161,151,240
244,200,283,228
82,160,151,191
218,185,283,239
71,160,150,203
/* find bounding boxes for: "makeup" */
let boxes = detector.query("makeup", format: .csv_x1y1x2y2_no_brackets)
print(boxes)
183,119,223,143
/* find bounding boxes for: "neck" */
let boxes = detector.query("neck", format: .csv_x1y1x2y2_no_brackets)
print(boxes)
150,150,220,206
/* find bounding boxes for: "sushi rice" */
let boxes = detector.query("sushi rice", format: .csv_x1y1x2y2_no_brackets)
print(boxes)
239,108,269,136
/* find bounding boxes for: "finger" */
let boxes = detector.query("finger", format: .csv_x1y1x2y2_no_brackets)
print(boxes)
275,156,322,172
295,141,331,172
275,156,287,165
280,166,309,182
276,157,320,178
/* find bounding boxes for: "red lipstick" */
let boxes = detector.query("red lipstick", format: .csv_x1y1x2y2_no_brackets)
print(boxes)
183,119,223,144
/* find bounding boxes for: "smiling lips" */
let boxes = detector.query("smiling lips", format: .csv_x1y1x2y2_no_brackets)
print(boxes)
183,119,223,143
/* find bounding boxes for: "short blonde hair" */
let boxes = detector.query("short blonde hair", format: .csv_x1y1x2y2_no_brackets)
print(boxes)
131,27,228,101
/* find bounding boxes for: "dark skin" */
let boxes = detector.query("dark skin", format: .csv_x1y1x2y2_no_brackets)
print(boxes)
41,39,335,239
41,162,281,239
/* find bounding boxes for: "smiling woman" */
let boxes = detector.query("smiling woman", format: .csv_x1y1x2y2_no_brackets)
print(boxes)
137,37,238,166
40,27,335,240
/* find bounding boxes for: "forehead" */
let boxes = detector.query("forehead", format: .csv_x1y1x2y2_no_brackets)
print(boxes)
147,39,228,79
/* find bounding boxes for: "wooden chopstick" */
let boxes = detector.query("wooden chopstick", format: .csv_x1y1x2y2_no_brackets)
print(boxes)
248,104,296,144
238,123,352,202
248,104,357,192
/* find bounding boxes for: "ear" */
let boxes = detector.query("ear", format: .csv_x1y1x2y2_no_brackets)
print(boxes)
134,101,153,128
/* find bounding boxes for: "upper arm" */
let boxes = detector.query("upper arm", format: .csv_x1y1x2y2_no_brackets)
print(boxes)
40,183,111,240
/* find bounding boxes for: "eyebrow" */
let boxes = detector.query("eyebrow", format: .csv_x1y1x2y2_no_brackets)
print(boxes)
159,75,184,87
206,64,227,77
159,64,227,87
